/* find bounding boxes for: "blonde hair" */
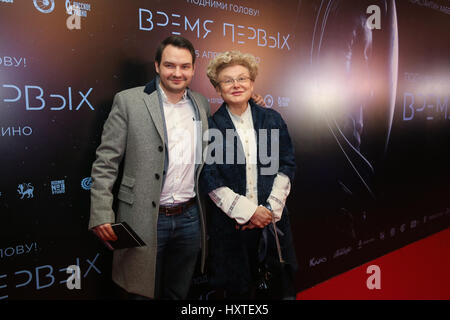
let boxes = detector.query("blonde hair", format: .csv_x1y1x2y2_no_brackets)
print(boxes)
206,51,258,87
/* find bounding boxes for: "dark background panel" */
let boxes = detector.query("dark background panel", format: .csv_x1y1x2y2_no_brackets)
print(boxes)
0,0,448,299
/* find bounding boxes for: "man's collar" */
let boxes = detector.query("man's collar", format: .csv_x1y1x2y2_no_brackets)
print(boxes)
159,85,188,104
155,79,188,104
143,75,190,101
143,76,158,95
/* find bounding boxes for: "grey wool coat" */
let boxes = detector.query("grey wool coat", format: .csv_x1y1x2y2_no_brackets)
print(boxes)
89,76,210,298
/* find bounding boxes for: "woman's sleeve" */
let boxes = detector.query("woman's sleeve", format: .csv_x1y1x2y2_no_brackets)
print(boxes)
266,113,296,222
267,173,291,223
209,187,257,225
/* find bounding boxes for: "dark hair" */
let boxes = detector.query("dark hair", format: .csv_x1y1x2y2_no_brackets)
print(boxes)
155,36,196,65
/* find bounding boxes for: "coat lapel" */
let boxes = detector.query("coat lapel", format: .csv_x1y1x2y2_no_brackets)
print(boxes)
250,100,264,131
249,101,265,154
214,103,246,166
214,103,237,131
198,102,209,163
143,91,165,142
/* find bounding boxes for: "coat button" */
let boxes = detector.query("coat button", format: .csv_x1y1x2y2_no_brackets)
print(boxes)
152,201,156,207
155,173,160,180
158,146,163,152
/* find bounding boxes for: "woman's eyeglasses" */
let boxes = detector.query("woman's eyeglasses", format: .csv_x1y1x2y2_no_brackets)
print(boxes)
219,76,251,87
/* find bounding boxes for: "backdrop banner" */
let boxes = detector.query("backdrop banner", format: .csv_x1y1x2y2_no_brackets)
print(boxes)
0,0,448,299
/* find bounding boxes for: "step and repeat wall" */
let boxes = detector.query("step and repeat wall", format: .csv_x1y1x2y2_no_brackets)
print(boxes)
0,0,449,299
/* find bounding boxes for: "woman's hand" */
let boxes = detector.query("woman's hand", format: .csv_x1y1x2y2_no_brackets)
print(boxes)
240,222,256,230
249,206,273,228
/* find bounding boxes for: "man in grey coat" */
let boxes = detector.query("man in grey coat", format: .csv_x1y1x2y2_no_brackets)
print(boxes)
88,36,210,299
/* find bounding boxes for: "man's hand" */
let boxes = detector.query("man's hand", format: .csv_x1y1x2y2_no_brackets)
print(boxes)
251,93,266,107
92,223,118,242
249,206,272,228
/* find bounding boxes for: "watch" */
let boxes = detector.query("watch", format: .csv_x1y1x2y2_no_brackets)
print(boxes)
263,202,273,212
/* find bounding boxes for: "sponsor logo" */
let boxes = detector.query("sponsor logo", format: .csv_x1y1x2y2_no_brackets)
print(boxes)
264,94,274,108
33,0,55,14
309,256,327,267
51,180,65,195
81,177,92,190
65,0,91,17
333,246,352,258
17,183,34,199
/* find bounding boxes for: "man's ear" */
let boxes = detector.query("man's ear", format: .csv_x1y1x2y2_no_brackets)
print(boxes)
154,61,160,74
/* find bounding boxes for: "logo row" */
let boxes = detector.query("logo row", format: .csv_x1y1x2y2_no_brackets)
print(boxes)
0,178,92,200
2,1,91,16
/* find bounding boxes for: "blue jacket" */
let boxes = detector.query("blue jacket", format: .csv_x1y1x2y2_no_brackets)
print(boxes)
200,99,297,294
201,100,296,200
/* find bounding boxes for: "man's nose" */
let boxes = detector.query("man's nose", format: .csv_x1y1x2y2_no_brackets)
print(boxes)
174,66,182,77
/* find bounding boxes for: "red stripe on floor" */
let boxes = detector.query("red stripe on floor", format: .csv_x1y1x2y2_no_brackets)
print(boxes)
297,228,450,300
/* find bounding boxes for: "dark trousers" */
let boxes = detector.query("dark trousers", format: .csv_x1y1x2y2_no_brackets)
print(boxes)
154,203,201,299
128,203,201,300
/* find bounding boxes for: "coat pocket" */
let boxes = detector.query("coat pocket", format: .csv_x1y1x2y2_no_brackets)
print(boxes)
121,175,135,188
117,189,134,205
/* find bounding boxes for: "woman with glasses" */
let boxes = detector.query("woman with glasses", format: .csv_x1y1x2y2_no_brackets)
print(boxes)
200,51,297,299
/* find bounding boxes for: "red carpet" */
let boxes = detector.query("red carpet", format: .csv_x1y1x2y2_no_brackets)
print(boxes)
296,228,450,300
